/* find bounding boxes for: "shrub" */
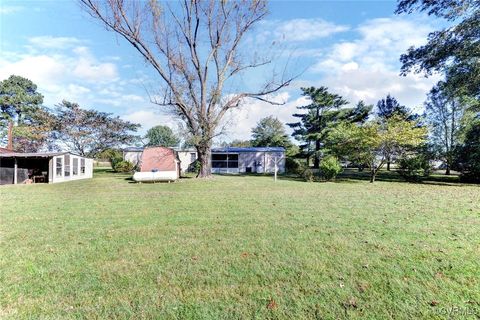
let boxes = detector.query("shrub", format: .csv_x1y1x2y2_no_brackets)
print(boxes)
188,159,201,174
285,157,302,174
397,155,431,182
319,156,342,181
302,168,314,182
113,160,135,173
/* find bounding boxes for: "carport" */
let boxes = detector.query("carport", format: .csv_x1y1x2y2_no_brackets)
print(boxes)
0,152,93,185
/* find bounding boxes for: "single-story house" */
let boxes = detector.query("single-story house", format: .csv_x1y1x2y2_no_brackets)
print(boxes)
211,147,285,174
122,146,286,175
133,147,180,182
0,151,93,185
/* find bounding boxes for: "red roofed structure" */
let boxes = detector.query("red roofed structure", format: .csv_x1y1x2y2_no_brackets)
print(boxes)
132,147,180,182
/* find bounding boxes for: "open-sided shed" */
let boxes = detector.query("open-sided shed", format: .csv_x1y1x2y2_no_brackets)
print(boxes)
0,151,93,185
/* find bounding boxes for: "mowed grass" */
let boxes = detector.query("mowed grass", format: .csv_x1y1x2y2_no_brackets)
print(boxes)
1,170,479,319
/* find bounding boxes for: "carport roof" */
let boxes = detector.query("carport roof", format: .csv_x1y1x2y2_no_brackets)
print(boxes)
0,151,83,158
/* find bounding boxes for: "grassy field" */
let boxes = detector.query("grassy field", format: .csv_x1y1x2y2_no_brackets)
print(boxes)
1,169,479,319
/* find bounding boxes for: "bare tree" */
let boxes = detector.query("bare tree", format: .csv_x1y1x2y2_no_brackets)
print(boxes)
79,0,293,177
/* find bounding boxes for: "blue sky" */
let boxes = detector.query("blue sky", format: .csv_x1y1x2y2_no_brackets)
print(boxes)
0,1,442,143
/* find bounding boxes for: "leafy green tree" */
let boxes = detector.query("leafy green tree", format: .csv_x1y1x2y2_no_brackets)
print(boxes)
288,87,370,168
145,125,180,147
425,82,466,174
0,75,49,151
329,115,427,182
251,116,292,149
52,101,140,157
396,0,480,98
454,118,480,182
220,139,252,148
376,94,416,170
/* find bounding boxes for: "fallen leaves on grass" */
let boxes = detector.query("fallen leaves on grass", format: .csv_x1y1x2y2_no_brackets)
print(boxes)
267,298,277,310
343,297,358,309
357,282,369,293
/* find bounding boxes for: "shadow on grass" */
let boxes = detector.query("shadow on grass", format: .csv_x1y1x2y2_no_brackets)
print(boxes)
278,168,476,187
338,168,467,186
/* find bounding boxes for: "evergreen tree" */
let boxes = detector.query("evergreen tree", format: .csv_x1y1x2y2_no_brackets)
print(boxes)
376,94,410,120
0,75,50,152
288,87,370,168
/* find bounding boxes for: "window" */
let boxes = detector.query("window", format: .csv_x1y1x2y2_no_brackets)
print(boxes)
190,152,196,163
80,158,85,174
212,153,238,168
56,157,63,177
64,154,70,177
73,158,78,176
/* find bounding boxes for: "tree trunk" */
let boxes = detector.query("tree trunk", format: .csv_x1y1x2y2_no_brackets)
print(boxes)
445,164,450,175
386,157,391,171
7,121,13,150
196,143,212,178
370,170,376,183
313,140,320,169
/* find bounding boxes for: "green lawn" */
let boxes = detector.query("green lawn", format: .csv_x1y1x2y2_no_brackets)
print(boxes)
1,170,479,319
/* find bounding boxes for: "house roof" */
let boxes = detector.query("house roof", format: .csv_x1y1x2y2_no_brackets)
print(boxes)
124,147,198,153
212,147,285,153
0,151,90,158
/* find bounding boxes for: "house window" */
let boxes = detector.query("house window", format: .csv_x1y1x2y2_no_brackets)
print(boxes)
80,158,85,174
190,152,196,163
212,153,238,168
73,158,78,176
56,157,63,177
64,154,70,177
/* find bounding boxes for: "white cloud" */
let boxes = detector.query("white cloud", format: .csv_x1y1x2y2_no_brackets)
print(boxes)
0,42,120,107
28,36,83,49
312,16,441,110
121,109,177,133
255,18,348,45
221,92,309,141
72,47,118,83
273,19,349,42
0,5,23,15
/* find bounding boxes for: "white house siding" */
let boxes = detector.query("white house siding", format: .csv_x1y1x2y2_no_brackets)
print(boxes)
50,154,93,183
238,152,285,173
123,151,142,167
176,150,197,173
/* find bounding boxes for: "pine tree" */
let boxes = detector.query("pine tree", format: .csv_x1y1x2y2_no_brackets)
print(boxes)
288,87,370,168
